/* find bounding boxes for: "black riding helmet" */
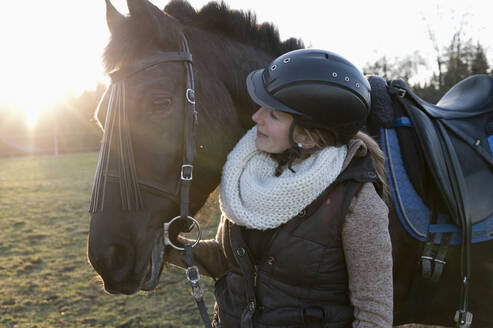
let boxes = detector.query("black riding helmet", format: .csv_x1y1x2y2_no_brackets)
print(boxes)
246,49,371,146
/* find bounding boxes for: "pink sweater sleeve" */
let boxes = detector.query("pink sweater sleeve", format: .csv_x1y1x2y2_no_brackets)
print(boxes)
342,182,393,327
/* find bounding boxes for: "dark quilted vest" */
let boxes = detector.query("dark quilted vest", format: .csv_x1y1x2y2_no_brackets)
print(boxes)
213,154,378,328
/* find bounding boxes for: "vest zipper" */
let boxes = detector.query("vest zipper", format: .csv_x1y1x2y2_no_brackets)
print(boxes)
253,264,258,287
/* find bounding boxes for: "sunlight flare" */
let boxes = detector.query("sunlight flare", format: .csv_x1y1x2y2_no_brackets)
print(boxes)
25,109,40,129
0,1,109,123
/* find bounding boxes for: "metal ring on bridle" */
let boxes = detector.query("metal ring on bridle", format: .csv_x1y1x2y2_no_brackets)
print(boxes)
163,215,201,250
186,88,196,104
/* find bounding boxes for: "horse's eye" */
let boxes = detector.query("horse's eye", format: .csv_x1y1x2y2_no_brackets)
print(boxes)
152,96,172,110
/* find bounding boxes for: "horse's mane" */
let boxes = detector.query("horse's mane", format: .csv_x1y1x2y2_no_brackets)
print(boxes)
164,0,304,56
103,0,304,73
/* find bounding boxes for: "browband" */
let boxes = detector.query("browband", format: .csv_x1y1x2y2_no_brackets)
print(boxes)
109,52,193,82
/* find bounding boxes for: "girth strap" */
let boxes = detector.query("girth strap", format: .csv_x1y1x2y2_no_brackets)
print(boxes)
421,232,453,282
420,208,453,282
431,232,452,282
421,207,438,280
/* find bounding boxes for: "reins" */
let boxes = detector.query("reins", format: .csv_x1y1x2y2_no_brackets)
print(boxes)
89,35,212,328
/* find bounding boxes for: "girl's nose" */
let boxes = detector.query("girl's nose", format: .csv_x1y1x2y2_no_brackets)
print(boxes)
252,107,266,124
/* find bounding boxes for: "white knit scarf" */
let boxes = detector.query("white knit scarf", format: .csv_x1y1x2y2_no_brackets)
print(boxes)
219,126,348,230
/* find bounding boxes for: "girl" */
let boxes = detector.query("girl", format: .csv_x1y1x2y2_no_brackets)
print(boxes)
168,49,392,328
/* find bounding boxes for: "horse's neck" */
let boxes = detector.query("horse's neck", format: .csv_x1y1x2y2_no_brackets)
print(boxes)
188,29,273,213
191,27,274,141
189,27,272,120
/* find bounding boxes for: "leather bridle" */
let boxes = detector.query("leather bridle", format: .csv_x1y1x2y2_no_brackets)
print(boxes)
89,35,212,327
89,35,199,238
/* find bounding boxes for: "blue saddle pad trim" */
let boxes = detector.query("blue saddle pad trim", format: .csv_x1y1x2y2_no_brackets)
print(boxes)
382,127,493,245
489,135,493,156
428,223,490,234
394,117,412,127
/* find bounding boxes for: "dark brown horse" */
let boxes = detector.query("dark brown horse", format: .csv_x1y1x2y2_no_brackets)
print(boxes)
87,0,493,326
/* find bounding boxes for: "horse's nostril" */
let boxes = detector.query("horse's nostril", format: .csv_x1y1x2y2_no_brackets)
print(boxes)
107,244,134,272
108,244,125,268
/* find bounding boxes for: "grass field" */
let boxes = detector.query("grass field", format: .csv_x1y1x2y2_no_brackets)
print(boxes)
0,153,220,327
0,153,444,327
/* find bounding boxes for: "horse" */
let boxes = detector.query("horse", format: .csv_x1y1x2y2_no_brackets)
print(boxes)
87,0,493,326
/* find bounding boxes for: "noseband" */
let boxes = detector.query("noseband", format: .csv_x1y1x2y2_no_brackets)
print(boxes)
89,35,200,248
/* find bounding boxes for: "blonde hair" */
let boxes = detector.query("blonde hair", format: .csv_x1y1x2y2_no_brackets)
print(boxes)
300,127,390,203
353,131,390,202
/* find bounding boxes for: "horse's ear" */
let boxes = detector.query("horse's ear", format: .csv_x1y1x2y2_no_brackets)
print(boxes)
127,0,181,46
105,0,125,34
127,0,155,17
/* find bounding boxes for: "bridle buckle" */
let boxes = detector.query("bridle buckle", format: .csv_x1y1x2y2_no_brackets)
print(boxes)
181,164,193,181
186,265,201,284
186,88,196,104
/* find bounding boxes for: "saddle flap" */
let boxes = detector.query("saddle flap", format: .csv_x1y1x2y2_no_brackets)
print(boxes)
402,104,461,222
382,127,493,245
447,131,493,222
393,80,493,226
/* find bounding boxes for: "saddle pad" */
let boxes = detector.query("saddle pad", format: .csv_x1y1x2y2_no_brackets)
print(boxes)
382,127,493,245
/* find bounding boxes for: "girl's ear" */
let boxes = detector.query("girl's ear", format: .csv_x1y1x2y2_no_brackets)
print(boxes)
293,128,320,149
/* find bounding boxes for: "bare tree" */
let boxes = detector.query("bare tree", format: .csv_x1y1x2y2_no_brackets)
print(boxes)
363,52,426,82
470,42,490,75
421,5,471,89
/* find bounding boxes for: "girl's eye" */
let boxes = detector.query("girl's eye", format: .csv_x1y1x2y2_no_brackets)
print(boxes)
269,110,278,119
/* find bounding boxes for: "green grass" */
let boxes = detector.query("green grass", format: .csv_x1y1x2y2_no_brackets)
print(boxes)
0,153,219,328
0,153,445,327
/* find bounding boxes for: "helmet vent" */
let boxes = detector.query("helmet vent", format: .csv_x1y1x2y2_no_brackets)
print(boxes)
283,58,291,63
271,64,278,71
355,83,360,88
345,76,350,82
332,72,338,78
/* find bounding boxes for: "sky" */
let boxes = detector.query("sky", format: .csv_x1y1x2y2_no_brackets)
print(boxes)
1,0,492,124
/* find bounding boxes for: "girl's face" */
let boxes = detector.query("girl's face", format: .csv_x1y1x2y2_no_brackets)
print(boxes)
251,107,293,153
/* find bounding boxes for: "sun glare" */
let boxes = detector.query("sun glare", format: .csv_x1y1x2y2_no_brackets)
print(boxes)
25,110,40,129
0,1,109,126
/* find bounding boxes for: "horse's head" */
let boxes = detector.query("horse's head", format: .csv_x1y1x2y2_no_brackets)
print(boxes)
87,0,196,295
87,0,302,295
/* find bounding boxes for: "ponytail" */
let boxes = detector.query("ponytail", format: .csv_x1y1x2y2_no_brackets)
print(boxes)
353,131,390,203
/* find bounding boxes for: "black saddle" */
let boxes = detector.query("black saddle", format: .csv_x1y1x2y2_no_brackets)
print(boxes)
406,74,493,119
390,75,493,227
388,74,493,328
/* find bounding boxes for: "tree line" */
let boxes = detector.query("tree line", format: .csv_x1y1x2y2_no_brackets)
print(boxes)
363,30,491,103
0,85,104,156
